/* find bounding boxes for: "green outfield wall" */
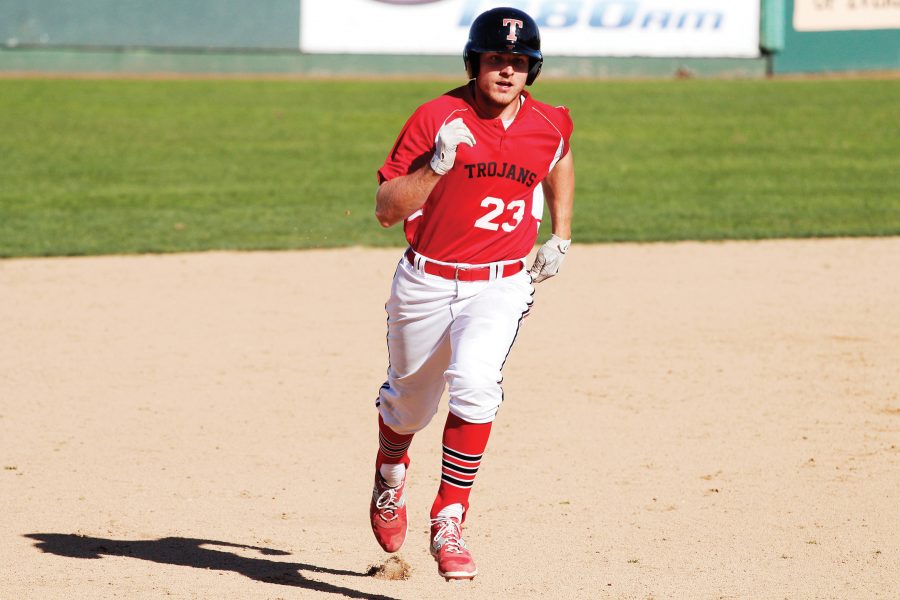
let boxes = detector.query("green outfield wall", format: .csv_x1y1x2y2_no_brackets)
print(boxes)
0,0,299,50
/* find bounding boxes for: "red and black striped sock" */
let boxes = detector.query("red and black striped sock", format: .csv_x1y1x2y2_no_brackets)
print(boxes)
376,414,413,470
430,412,492,521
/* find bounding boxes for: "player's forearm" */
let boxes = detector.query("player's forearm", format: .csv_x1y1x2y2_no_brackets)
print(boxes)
544,151,575,240
547,192,573,239
375,166,442,228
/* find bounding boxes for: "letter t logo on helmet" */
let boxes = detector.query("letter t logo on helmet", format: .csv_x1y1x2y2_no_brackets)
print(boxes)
502,18,523,42
463,7,543,86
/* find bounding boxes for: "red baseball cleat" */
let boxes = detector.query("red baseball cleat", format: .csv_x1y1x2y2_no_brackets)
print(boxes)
369,472,407,553
430,516,477,580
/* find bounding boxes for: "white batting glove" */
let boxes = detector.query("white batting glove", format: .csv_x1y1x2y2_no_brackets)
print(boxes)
529,235,571,283
430,118,476,176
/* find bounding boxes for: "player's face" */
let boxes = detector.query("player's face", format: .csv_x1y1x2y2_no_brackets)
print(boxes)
474,52,529,117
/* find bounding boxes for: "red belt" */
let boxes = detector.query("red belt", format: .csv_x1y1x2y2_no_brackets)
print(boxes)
405,249,524,281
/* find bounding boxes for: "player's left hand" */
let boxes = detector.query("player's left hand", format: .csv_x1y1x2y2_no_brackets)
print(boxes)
529,235,570,283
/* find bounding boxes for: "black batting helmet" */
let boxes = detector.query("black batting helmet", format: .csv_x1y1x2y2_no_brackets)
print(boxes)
464,7,543,86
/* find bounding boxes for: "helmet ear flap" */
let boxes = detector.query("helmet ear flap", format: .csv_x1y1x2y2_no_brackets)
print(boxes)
526,58,542,86
464,47,479,80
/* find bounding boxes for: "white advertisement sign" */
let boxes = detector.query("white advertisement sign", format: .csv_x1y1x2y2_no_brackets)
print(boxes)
300,0,761,58
794,0,900,32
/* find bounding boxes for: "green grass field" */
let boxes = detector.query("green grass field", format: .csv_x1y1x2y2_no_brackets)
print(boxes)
0,77,897,257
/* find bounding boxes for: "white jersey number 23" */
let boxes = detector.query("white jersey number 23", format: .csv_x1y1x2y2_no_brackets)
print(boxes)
474,196,526,232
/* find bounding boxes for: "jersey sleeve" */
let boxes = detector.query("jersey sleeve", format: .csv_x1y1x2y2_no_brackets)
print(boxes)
377,104,436,184
555,105,575,158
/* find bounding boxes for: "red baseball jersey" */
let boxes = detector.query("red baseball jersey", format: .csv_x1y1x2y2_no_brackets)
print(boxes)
378,83,573,264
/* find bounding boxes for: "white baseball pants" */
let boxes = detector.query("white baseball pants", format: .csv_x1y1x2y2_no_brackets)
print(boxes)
376,253,534,434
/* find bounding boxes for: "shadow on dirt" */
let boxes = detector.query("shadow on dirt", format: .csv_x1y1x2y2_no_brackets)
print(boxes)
25,533,400,600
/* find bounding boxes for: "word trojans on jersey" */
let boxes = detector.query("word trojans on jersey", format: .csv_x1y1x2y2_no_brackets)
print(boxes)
462,162,538,187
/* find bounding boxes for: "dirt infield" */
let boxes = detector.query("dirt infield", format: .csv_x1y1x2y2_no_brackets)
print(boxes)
2,239,898,599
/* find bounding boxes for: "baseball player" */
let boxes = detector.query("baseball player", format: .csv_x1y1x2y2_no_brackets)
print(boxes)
369,7,574,581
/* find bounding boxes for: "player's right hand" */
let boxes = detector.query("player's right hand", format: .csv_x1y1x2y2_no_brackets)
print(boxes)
430,118,476,176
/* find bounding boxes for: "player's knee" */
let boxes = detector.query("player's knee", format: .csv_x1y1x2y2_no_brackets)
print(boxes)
445,370,502,422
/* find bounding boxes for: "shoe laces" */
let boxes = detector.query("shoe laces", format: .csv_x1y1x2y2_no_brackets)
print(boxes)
375,486,401,521
431,516,465,554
